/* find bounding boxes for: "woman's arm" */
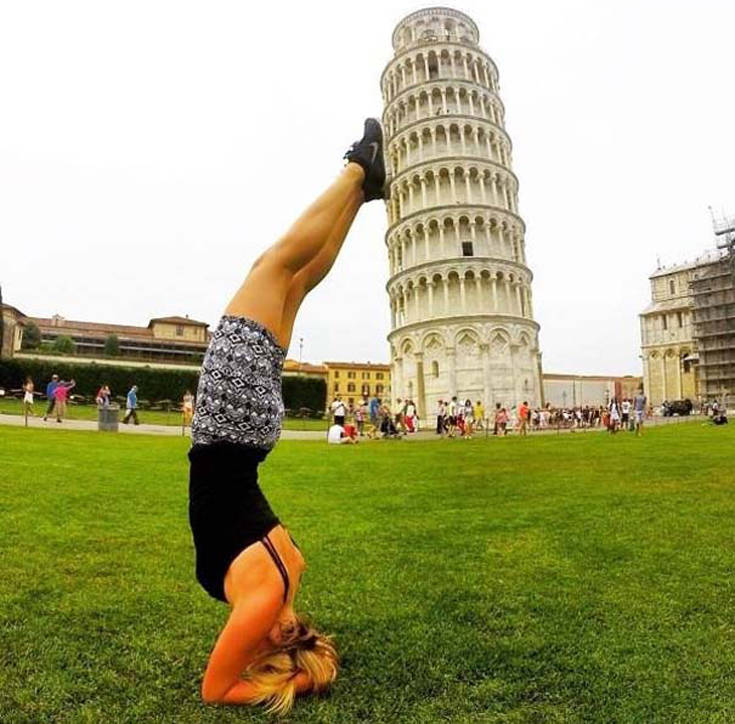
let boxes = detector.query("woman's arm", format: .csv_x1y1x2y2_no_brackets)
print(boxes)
218,666,312,705
201,586,281,704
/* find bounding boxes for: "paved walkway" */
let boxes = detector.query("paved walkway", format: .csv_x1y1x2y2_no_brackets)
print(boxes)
0,413,326,440
1,412,700,441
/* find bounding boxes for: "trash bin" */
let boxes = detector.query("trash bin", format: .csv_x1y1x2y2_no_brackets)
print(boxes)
98,404,119,432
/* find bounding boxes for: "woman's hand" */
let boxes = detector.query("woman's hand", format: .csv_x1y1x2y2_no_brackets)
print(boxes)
292,670,313,694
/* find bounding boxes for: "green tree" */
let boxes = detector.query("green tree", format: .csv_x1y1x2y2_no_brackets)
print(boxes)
52,335,76,355
103,334,120,357
21,322,41,350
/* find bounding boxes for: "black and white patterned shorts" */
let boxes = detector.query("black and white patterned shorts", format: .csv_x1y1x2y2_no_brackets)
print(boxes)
191,316,285,450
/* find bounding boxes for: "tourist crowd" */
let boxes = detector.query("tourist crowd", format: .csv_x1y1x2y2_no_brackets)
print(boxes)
328,392,653,441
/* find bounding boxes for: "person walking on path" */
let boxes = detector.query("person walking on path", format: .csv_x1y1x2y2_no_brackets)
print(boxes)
183,390,195,427
22,377,35,417
496,406,509,435
354,400,366,436
404,399,417,433
123,385,139,425
492,402,501,435
436,399,446,436
608,397,621,434
634,390,647,436
447,396,458,438
187,118,386,712
518,400,530,436
621,398,631,431
330,394,346,427
462,399,474,438
52,379,76,422
42,373,59,421
474,400,485,431
368,395,380,428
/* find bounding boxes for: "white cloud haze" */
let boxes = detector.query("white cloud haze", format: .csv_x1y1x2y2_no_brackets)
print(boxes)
1,0,733,374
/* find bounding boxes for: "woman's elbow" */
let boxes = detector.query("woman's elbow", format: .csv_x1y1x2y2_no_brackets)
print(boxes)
201,682,221,704
202,679,259,706
201,676,229,704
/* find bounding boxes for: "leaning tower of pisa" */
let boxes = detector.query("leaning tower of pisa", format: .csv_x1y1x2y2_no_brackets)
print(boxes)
381,7,543,416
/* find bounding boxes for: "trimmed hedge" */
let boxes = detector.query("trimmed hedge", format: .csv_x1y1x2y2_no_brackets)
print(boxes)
282,375,327,415
0,358,326,413
0,358,198,402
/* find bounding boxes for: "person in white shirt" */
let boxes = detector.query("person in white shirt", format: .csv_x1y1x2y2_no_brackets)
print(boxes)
330,394,347,426
608,397,621,434
634,391,647,435
447,396,458,438
621,398,631,430
436,400,446,436
327,424,356,444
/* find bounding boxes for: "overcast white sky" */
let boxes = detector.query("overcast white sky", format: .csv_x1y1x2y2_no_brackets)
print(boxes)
1,1,733,375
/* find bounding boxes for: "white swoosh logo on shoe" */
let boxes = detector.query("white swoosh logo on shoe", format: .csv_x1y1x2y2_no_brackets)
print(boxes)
368,141,380,164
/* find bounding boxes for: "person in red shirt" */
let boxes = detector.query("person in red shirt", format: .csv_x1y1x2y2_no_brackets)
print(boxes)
53,379,76,423
518,401,530,436
342,423,358,441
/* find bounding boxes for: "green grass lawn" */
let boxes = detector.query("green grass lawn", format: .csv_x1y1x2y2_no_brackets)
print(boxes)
1,424,734,723
0,397,327,431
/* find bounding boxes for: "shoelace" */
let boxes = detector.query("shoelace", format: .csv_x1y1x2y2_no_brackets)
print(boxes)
343,142,359,160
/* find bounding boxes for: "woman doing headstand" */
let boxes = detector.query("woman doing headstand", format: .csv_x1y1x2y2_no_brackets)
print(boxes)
188,119,386,714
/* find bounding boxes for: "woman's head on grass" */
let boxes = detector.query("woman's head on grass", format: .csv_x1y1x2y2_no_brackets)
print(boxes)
245,615,338,715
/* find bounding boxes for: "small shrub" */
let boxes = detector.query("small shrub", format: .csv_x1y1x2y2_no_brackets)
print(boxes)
52,336,76,354
103,335,120,357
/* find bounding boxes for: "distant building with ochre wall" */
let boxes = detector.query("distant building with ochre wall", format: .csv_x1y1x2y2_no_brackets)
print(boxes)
324,362,392,407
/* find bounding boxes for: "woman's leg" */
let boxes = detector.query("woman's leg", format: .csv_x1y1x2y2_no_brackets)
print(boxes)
279,189,363,342
225,163,365,350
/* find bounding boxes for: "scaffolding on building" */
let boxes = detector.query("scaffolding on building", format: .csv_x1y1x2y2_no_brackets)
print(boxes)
689,210,735,404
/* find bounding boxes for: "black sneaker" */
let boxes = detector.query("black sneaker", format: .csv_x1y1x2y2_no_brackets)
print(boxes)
343,118,389,202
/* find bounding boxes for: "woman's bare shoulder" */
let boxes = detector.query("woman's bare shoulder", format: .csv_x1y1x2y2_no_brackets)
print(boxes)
224,541,283,605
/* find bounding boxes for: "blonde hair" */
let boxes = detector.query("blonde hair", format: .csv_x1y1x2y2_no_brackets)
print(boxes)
243,618,338,715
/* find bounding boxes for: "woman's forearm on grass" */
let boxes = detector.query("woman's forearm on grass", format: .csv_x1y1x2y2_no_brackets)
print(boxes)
216,671,312,705
219,679,260,704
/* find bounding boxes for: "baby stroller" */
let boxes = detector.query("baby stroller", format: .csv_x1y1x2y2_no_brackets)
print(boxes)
380,414,400,438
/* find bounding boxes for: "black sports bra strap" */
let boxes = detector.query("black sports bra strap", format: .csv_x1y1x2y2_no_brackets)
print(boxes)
261,535,289,603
